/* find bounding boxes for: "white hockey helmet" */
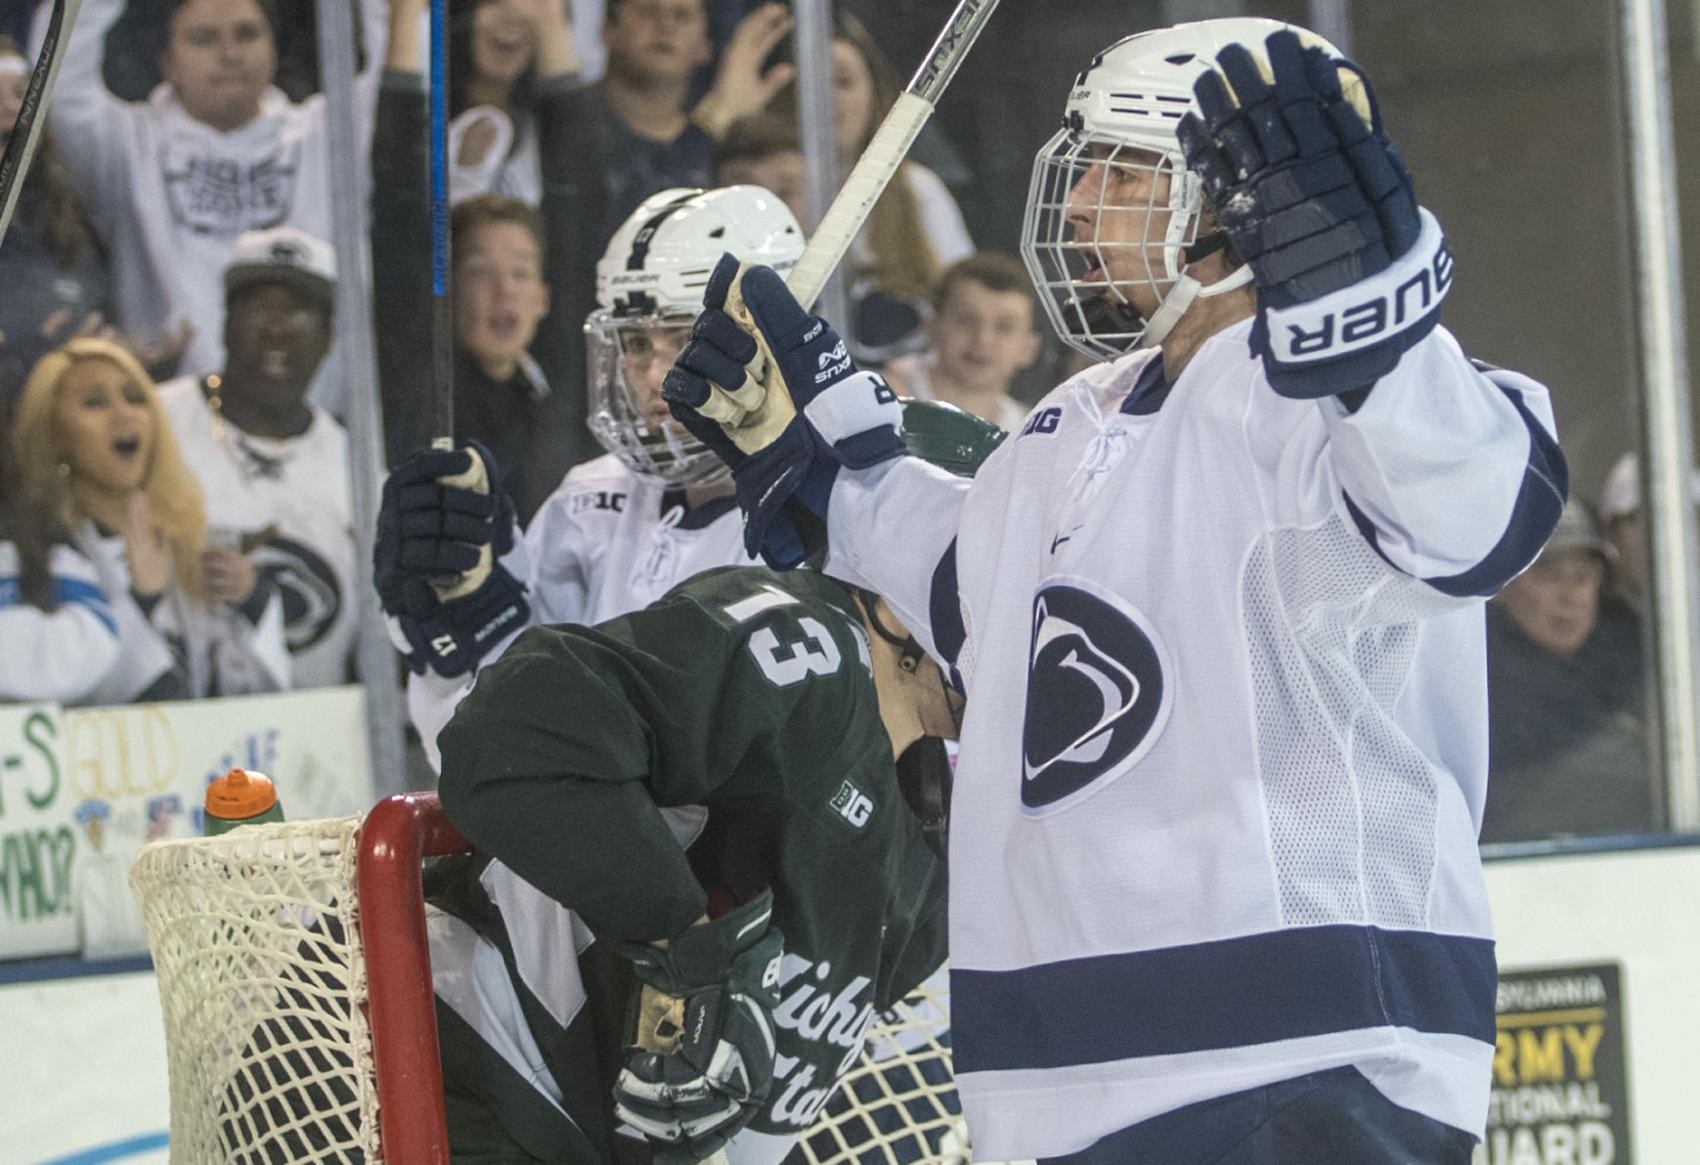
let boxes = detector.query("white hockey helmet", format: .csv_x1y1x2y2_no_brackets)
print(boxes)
586,185,804,485
1022,18,1363,360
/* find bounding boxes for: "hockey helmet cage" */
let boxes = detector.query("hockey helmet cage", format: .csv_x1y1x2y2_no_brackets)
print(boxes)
1022,18,1367,360
587,186,805,486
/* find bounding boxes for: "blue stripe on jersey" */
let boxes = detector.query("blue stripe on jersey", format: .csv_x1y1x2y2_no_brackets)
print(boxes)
1343,373,1567,599
1,575,117,633
52,577,118,633
928,538,965,690
950,925,1496,1074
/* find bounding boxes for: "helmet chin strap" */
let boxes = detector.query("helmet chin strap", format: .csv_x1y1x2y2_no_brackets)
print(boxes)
1138,247,1254,350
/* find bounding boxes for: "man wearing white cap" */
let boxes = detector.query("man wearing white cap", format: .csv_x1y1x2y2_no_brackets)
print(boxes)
157,226,356,688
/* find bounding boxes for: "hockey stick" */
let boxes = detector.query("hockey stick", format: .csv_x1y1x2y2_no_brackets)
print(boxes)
428,0,454,449
715,0,1000,412
424,0,494,598
785,0,1002,308
0,0,84,246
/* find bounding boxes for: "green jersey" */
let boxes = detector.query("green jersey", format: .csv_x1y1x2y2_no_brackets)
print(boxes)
429,566,948,1163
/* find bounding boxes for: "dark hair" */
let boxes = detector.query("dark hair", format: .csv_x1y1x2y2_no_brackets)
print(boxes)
713,109,801,174
449,0,539,118
451,193,547,257
605,0,709,19
933,251,1038,316
167,0,279,36
0,407,63,612
0,37,98,267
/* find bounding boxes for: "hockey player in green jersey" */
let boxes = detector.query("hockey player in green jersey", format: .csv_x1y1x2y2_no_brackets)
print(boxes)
424,402,1002,1165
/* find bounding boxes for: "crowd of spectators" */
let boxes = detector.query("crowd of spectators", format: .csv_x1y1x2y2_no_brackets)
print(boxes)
0,0,1673,847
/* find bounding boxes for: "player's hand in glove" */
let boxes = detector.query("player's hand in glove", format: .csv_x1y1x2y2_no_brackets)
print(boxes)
373,440,529,677
1176,28,1451,399
662,254,904,568
614,888,785,1160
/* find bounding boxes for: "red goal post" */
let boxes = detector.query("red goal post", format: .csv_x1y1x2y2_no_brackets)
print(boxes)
131,793,979,1164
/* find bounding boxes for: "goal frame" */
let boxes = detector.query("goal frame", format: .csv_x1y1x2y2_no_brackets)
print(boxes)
136,791,975,1164
357,791,466,1164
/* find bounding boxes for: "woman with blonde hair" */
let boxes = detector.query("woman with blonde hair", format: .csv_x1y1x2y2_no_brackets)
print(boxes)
8,338,289,703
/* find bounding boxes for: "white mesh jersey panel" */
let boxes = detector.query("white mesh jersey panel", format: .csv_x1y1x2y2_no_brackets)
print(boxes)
1244,513,1463,930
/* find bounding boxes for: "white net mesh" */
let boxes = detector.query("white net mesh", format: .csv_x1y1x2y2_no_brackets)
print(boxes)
793,971,976,1165
131,812,997,1164
130,817,378,1164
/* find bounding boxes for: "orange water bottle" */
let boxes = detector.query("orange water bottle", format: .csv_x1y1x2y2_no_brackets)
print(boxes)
203,768,285,836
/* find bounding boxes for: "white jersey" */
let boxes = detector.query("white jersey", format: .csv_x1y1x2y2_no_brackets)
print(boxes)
72,520,291,704
158,378,357,688
522,454,753,628
408,454,753,766
35,0,385,398
824,320,1563,1158
0,541,121,704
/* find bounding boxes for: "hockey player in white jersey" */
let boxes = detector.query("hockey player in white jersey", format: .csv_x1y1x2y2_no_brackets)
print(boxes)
664,19,1568,1165
376,185,800,759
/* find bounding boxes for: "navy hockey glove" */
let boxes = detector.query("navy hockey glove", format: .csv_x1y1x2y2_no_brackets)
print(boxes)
614,889,785,1161
374,441,529,677
1176,29,1451,399
663,254,904,569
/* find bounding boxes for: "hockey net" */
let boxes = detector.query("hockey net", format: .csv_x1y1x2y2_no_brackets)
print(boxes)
130,793,983,1164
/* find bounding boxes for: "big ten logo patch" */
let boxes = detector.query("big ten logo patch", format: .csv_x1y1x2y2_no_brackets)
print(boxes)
829,780,874,829
571,490,628,516
1021,407,1063,438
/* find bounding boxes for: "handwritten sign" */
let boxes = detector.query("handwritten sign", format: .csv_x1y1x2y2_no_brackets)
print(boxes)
0,687,375,960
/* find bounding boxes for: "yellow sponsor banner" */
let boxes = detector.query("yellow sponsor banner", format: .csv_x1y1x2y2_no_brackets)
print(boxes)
1481,963,1631,1165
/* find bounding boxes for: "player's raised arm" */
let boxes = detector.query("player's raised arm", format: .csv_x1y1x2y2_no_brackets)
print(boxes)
1175,30,1565,590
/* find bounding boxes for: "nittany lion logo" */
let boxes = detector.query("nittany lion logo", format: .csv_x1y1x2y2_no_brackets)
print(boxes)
250,535,342,653
1020,577,1172,814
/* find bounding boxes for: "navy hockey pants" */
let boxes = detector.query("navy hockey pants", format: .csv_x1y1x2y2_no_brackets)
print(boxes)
1036,1066,1477,1165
